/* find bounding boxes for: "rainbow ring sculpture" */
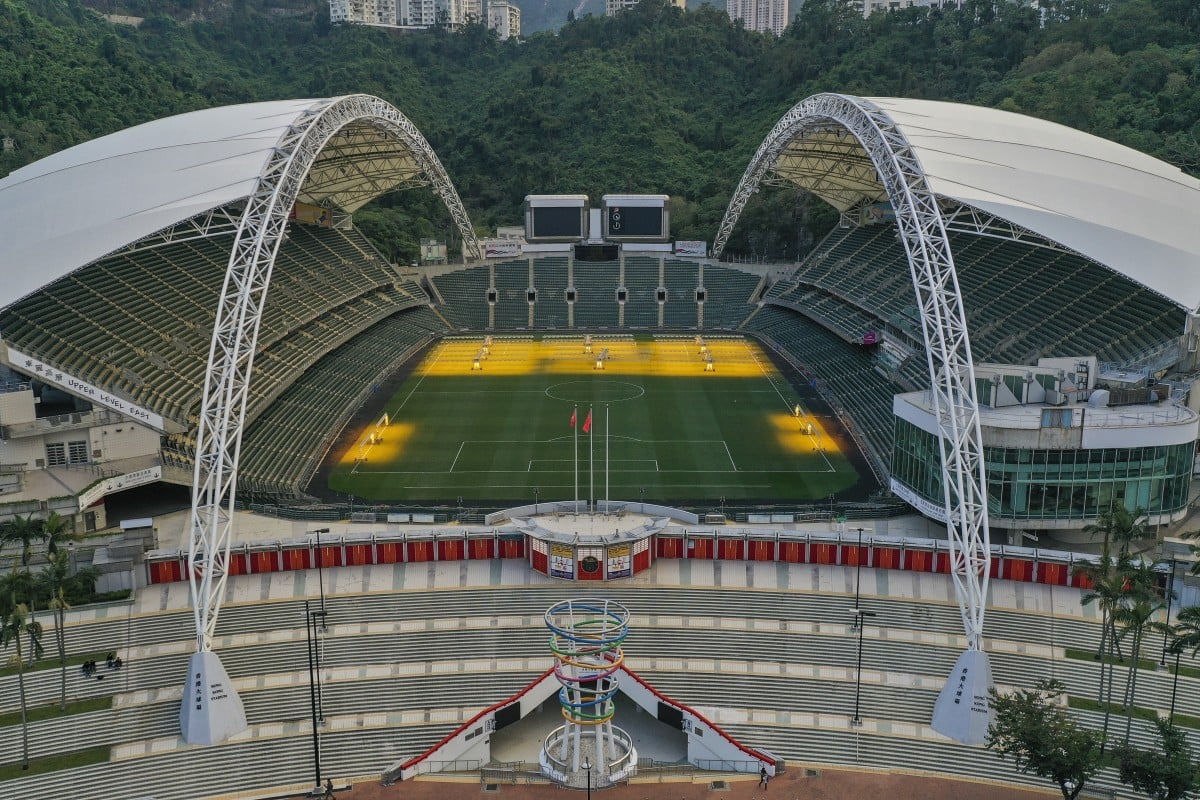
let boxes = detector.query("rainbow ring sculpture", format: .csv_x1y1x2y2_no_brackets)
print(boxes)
540,599,638,788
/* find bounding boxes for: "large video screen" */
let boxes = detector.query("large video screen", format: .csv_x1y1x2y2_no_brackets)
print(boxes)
607,205,665,238
531,206,585,239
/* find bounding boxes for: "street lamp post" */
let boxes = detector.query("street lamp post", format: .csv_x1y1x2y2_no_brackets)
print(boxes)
852,527,871,628
1170,647,1183,723
583,756,592,800
304,600,327,790
311,528,330,616
849,607,876,726
534,487,539,515
1161,558,1176,666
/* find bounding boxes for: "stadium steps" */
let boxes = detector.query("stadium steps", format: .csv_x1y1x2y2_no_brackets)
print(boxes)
5,575,1189,800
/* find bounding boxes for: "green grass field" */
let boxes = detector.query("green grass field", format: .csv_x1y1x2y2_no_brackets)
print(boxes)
328,335,863,504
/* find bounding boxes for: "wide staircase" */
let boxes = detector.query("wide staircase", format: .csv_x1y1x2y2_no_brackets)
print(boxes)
0,565,1184,800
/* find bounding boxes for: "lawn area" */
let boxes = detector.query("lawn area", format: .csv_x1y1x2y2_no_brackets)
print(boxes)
328,335,865,504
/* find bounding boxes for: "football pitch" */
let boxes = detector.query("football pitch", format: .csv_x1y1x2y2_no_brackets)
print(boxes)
327,335,865,504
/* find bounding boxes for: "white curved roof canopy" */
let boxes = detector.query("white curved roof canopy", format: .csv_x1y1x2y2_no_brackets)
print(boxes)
764,96,1200,312
0,96,475,310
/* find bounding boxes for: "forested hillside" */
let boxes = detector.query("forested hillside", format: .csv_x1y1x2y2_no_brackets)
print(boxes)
1,0,1197,259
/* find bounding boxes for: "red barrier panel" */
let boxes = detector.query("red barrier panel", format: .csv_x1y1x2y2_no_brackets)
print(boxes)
989,557,1003,578
438,539,465,561
317,546,342,568
1003,556,1032,582
718,539,744,560
689,538,714,559
657,537,684,559
874,547,901,569
1038,562,1068,586
779,541,805,563
228,552,248,576
407,541,433,563
148,559,182,584
469,538,496,560
376,542,402,564
748,540,775,561
811,543,835,565
251,550,277,574
903,549,932,572
346,544,373,566
842,544,867,567
935,552,952,574
282,548,310,571
500,538,525,559
633,548,651,572
1072,569,1094,590
531,550,548,574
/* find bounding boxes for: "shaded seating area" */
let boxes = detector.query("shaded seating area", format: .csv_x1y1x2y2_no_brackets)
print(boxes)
0,223,426,428
745,305,900,472
238,306,446,496
702,265,763,329
429,265,490,329
622,255,660,328
769,223,1186,368
572,260,621,329
662,260,698,329
532,256,569,329
493,259,531,329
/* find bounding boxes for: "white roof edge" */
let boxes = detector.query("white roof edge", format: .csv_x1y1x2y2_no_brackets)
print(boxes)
0,98,332,310
859,97,1200,313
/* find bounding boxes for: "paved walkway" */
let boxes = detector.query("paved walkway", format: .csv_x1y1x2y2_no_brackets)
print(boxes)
266,767,1058,800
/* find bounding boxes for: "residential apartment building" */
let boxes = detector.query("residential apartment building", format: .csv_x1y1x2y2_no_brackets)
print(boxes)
607,0,685,16
487,0,522,38
330,0,398,24
726,0,787,35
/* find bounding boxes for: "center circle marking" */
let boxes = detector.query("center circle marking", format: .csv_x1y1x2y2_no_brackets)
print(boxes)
545,381,645,403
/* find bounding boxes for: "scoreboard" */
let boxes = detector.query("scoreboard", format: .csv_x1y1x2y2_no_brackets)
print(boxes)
524,195,588,242
602,194,669,243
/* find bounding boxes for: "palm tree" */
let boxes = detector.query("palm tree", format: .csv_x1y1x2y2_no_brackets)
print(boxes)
1084,506,1149,559
0,513,47,570
39,551,72,711
1113,565,1166,747
1166,605,1200,721
1,601,45,770
40,511,78,561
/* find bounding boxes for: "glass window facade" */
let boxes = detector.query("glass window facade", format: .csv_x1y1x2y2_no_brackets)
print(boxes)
892,418,1194,524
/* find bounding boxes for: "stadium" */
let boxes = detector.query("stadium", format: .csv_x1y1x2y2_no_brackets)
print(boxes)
0,91,1199,798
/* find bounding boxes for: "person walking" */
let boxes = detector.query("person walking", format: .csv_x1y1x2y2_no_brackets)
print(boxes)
324,778,335,797
759,765,770,790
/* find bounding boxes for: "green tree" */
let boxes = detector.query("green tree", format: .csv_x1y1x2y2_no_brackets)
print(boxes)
1074,551,1132,746
1112,565,1166,747
0,601,45,770
1,513,47,570
38,550,72,711
1117,717,1200,800
987,679,1105,800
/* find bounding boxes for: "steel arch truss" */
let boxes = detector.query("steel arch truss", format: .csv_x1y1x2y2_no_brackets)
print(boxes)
716,94,990,650
187,94,479,653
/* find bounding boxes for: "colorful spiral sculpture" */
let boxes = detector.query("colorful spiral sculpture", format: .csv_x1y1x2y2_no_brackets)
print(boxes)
540,599,637,789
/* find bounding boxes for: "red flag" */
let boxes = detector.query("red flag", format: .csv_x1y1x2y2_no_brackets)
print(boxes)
569,408,577,428
582,410,593,434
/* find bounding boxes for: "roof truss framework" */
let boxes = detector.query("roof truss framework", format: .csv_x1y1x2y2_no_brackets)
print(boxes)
715,93,991,658
187,95,480,669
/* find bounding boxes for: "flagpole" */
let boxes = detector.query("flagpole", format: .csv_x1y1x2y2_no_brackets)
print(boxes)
605,404,610,514
589,404,594,515
573,404,579,515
